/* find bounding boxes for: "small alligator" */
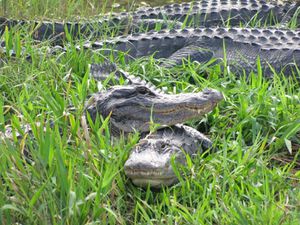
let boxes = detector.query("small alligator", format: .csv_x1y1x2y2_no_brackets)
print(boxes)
86,63,223,135
124,124,214,188
0,0,298,44
87,62,223,187
84,27,300,76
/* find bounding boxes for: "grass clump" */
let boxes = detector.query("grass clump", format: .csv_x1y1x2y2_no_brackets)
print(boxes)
0,1,300,224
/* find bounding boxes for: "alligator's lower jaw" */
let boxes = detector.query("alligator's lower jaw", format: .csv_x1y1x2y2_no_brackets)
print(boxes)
130,177,178,188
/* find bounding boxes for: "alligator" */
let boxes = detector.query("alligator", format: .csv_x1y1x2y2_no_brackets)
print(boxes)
87,62,223,187
86,62,223,135
0,0,299,44
83,27,300,76
85,81,222,135
124,124,213,188
2,26,299,77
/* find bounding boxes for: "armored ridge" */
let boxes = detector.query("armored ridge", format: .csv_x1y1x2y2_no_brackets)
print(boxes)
84,27,300,76
1,0,298,44
89,62,163,94
0,17,182,45
129,0,299,26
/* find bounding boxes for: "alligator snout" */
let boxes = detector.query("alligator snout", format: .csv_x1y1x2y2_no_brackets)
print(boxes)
202,88,224,103
124,144,180,188
124,150,172,174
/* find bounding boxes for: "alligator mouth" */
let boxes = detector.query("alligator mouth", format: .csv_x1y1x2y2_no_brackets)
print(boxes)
130,177,178,188
125,169,170,177
125,169,177,187
119,104,214,120
151,105,212,114
120,103,212,114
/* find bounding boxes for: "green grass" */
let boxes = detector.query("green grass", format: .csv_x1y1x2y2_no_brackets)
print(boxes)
0,0,190,19
0,1,300,224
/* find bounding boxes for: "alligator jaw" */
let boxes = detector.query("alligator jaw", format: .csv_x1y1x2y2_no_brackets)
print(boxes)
125,167,178,188
125,167,179,187
117,88,223,133
129,177,178,188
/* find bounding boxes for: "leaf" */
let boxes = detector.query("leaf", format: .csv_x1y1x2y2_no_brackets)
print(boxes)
1,204,24,215
0,97,4,131
4,26,12,53
29,180,48,208
68,191,76,216
284,138,292,154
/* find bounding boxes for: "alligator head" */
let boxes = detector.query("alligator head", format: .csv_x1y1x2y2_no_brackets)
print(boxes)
124,124,214,188
85,86,223,134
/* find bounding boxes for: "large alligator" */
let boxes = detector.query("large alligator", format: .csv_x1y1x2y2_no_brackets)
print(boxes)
2,27,300,77
1,1,299,76
87,62,223,187
83,27,300,76
0,0,299,44
4,26,298,76
2,27,299,77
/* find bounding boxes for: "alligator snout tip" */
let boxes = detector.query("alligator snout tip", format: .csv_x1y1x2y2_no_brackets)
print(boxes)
214,91,224,102
124,157,166,171
202,88,224,102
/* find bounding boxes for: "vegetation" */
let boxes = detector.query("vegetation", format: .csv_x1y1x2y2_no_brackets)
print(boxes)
0,0,185,19
0,0,299,224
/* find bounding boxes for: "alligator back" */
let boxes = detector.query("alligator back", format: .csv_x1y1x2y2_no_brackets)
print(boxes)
86,27,300,75
138,0,299,26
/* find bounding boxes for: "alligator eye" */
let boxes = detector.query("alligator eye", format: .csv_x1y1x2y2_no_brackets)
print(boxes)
136,86,150,95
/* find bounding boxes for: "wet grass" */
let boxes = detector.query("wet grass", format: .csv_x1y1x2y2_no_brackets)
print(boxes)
0,1,300,224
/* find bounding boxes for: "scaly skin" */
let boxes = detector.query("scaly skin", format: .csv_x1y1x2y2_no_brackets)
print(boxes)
124,124,213,188
85,27,300,76
2,27,299,77
89,61,163,94
0,0,298,44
